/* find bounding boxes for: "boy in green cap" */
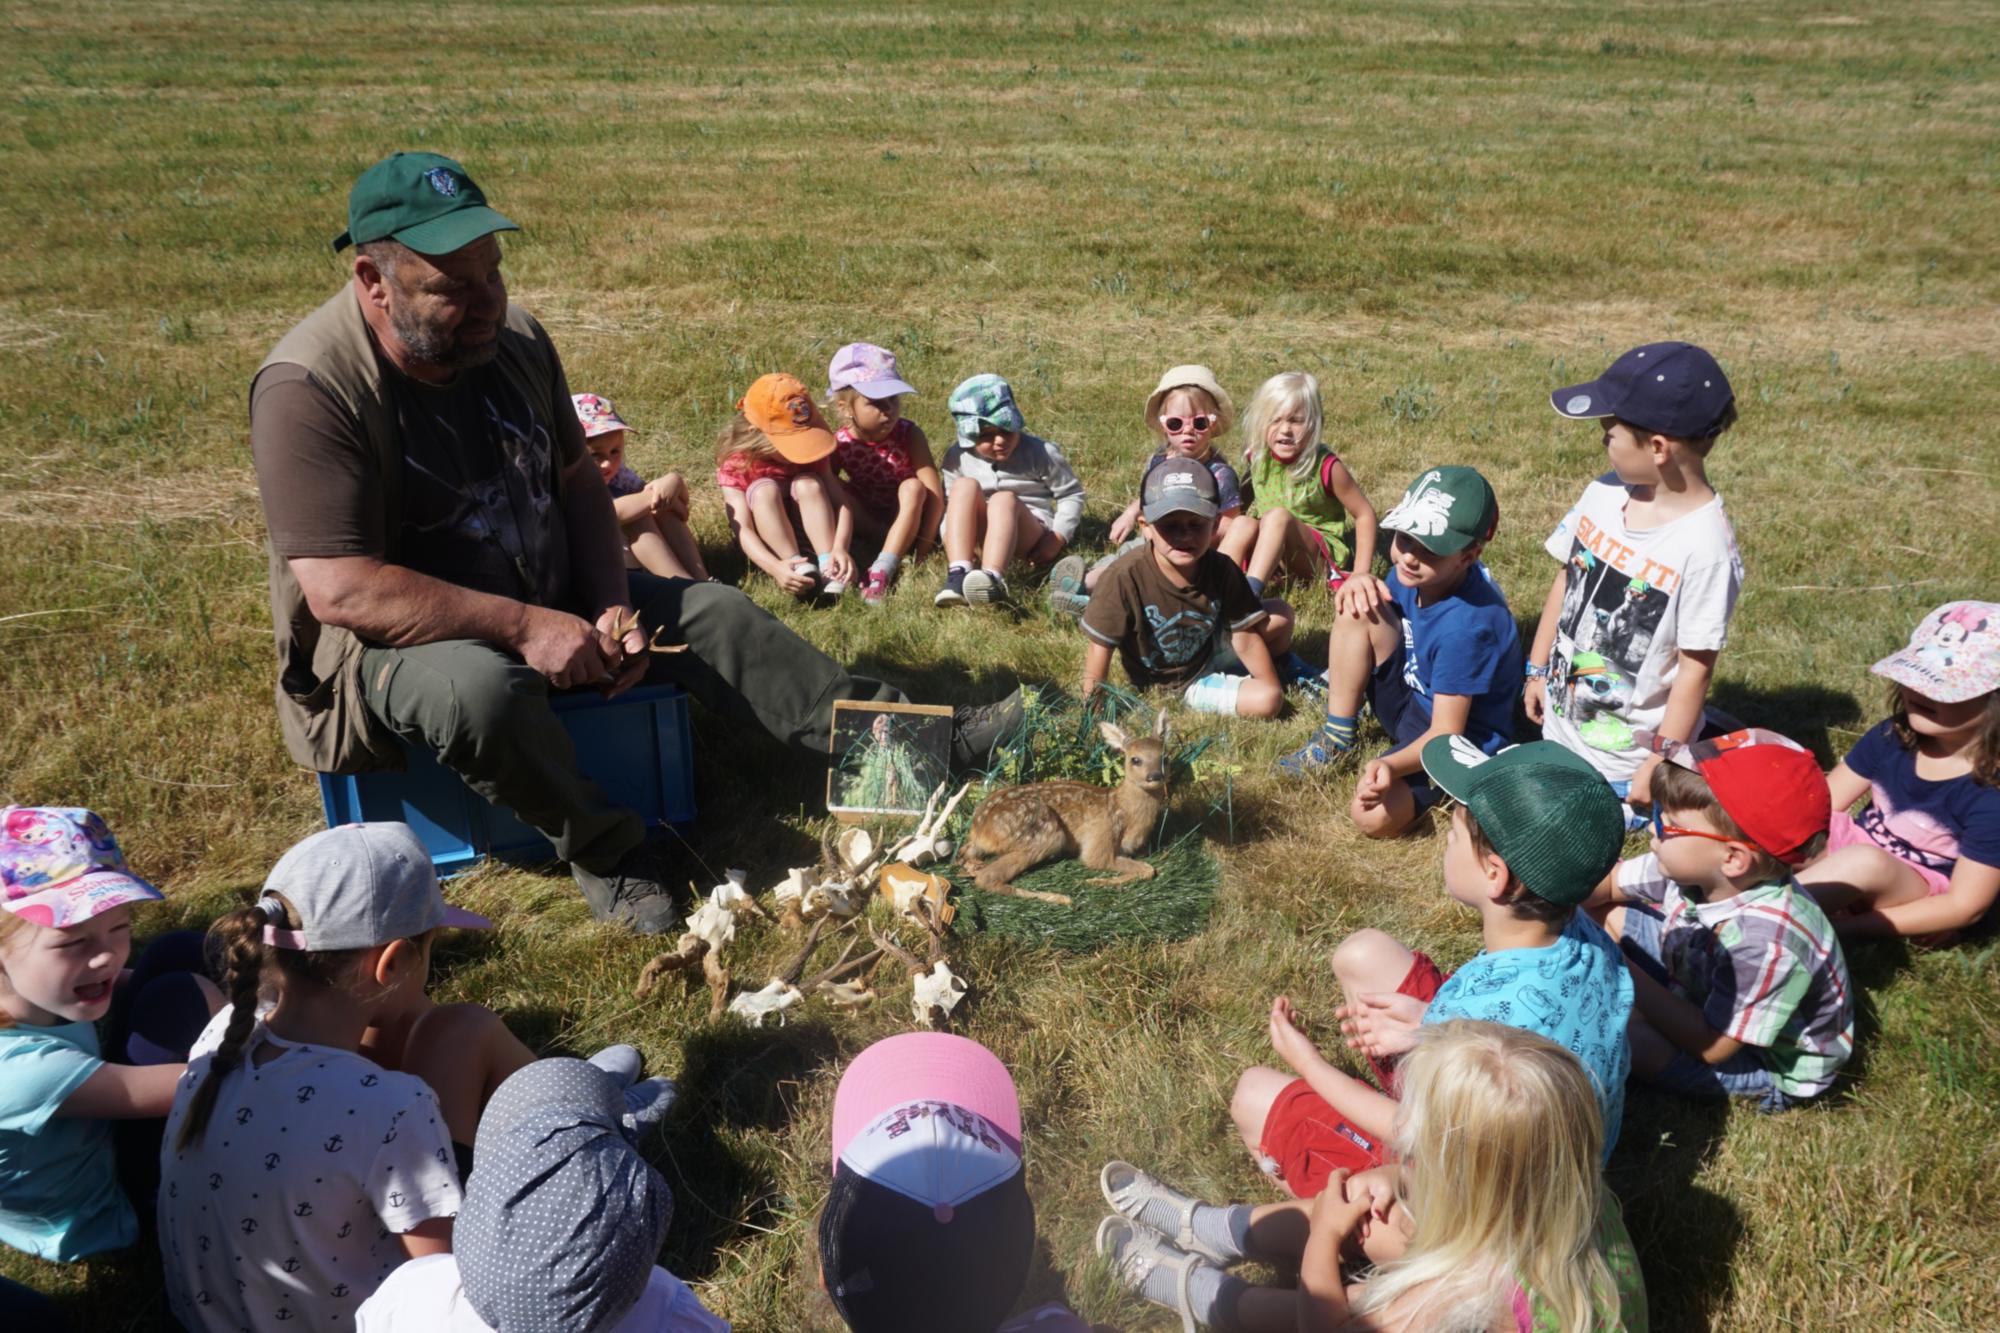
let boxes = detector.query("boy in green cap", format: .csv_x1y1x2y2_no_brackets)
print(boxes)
1278,466,1524,843
1231,738,1633,1195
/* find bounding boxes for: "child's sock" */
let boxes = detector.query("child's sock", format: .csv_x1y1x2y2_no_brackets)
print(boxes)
1122,1195,1254,1264
1321,712,1358,751
980,566,1004,580
949,560,971,575
1110,1227,1251,1330
1246,575,1266,599
816,552,835,574
1182,673,1243,716
870,551,899,578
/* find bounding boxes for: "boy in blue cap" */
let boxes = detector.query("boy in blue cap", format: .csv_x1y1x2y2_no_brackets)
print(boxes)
1525,342,1744,822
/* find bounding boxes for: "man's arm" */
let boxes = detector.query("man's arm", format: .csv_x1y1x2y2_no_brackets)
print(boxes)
560,451,634,623
289,555,618,689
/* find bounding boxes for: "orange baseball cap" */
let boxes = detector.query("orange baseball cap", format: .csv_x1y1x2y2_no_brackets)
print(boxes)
739,373,837,464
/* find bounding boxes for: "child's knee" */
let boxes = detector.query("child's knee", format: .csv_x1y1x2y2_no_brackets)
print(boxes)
1230,1066,1288,1144
1331,928,1406,989
947,477,985,507
1236,679,1284,719
987,489,1021,515
790,472,826,501
1260,507,1291,530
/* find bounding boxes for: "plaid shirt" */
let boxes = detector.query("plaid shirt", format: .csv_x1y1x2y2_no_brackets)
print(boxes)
1621,860,1855,1097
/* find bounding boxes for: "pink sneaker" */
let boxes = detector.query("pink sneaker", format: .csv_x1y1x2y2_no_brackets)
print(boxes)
861,567,892,605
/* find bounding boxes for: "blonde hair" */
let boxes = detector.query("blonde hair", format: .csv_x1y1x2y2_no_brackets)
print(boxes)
0,913,32,1030
1357,1021,1622,1330
1241,372,1324,484
713,412,782,466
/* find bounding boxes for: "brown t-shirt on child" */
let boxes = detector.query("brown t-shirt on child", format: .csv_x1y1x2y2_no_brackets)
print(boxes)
1081,545,1266,688
250,333,587,612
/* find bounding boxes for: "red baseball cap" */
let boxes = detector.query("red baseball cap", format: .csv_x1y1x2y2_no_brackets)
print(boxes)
1657,728,1830,866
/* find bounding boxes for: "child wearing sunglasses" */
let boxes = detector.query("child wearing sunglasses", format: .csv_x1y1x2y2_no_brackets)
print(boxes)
1049,366,1244,618
1587,729,1855,1110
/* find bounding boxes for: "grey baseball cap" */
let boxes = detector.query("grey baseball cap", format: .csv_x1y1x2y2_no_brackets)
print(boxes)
1141,456,1221,522
259,822,491,951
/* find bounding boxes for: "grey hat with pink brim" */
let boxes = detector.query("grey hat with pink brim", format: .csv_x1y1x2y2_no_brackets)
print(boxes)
258,822,491,951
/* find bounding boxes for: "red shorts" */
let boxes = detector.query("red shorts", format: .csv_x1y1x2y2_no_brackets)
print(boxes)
1257,951,1447,1198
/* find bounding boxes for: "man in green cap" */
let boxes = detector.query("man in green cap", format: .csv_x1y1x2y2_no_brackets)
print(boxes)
250,152,1019,934
1277,465,1524,843
1230,736,1633,1189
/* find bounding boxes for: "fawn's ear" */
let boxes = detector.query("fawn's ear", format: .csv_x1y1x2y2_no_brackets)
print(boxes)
1154,707,1171,743
1099,721,1131,752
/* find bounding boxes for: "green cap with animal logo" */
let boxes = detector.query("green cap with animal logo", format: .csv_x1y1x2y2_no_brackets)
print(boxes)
332,152,519,255
1419,736,1625,906
1378,465,1500,556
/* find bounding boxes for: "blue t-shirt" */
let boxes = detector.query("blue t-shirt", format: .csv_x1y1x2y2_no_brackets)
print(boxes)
1844,719,2000,877
1424,913,1633,1154
0,1020,135,1261
1388,561,1523,754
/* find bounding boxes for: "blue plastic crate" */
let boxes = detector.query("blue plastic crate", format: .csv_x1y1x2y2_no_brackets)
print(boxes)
317,684,695,875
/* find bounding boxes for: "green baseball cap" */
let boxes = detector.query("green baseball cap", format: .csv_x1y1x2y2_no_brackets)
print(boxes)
1379,465,1500,556
1419,736,1625,906
332,152,519,255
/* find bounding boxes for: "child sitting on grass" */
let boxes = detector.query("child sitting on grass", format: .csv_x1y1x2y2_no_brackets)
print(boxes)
1279,467,1523,844
1098,1022,1645,1333
573,393,710,581
1050,364,1244,616
1080,459,1294,719
826,342,945,605
1593,729,1854,1110
1798,601,2000,940
716,373,856,602
1526,342,1743,822
1233,739,1632,1205
936,373,1085,607
1216,372,1377,601
0,807,220,1263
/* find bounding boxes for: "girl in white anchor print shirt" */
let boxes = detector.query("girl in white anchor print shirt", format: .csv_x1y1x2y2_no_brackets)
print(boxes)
159,826,491,1332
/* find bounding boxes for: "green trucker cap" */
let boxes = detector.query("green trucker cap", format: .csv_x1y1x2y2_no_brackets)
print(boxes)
1420,736,1626,906
1379,465,1500,556
332,152,519,255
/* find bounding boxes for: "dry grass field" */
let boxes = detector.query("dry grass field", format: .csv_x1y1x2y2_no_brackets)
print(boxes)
2,1,1997,1328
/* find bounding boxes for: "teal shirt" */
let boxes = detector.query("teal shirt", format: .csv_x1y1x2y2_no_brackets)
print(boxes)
0,1020,136,1261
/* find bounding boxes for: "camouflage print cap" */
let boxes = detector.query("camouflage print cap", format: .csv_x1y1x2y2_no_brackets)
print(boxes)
946,374,1025,448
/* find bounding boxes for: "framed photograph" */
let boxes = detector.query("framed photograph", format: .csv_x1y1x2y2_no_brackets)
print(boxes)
827,701,955,822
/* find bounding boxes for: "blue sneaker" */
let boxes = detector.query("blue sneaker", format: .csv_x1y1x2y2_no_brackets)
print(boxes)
1277,735,1351,777
935,567,968,607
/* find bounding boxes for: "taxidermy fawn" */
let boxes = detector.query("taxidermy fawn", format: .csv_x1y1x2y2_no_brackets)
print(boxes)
959,709,1170,905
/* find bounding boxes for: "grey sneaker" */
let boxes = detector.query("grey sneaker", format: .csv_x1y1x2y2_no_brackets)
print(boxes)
571,843,680,935
952,686,1028,768
964,569,1010,605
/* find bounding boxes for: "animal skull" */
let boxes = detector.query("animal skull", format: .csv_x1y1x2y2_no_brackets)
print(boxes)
728,980,803,1027
912,960,968,1023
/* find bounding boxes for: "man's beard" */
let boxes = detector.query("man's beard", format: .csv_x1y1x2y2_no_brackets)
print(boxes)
388,301,500,371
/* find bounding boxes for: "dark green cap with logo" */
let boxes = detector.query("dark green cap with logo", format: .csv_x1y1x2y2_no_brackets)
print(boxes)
332,152,519,255
1379,465,1500,556
1420,736,1625,906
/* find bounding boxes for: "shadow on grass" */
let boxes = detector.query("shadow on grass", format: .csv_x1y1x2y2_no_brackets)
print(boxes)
1705,680,1862,765
1608,1093,1741,1328
653,1019,850,1281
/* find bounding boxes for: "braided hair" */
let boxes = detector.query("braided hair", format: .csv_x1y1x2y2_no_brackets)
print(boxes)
174,896,369,1150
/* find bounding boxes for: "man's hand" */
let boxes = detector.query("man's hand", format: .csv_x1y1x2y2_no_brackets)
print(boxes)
517,606,621,690
593,605,648,698
1335,991,1426,1060
1334,573,1392,620
1524,675,1548,725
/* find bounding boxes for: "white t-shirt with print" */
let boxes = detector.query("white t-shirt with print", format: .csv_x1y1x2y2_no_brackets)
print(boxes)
1541,475,1743,783
159,1006,463,1333
357,1254,730,1333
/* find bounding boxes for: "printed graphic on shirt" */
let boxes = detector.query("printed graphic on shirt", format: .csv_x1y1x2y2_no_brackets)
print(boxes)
1143,604,1220,673
1547,529,1672,741
1855,794,1960,875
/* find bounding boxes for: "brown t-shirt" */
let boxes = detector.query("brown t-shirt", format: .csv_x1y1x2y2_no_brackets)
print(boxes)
250,330,587,610
1081,544,1266,688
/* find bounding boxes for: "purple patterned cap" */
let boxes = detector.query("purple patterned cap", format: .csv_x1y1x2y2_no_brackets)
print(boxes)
1,806,165,929
572,393,632,440
828,342,916,400
1872,601,2000,704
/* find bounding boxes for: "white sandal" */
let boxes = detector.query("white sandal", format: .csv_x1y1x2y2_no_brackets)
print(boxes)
1095,1216,1202,1333
1100,1159,1231,1264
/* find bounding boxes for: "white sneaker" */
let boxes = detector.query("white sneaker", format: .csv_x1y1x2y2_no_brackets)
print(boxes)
963,569,1009,605
820,576,848,602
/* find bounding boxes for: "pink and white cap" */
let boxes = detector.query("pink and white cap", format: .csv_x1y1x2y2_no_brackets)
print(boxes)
1,806,165,930
1872,600,2000,705
831,1032,1023,1216
571,392,632,440
827,342,917,401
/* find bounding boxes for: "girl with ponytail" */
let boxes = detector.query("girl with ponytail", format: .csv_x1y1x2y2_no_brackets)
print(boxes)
159,822,523,1333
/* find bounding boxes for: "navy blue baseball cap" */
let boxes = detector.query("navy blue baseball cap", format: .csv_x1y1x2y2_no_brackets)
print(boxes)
1551,342,1735,440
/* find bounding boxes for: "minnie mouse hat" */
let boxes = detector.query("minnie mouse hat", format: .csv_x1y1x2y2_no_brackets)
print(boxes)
0,807,164,930
571,393,632,440
819,1033,1034,1333
1871,600,2000,704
